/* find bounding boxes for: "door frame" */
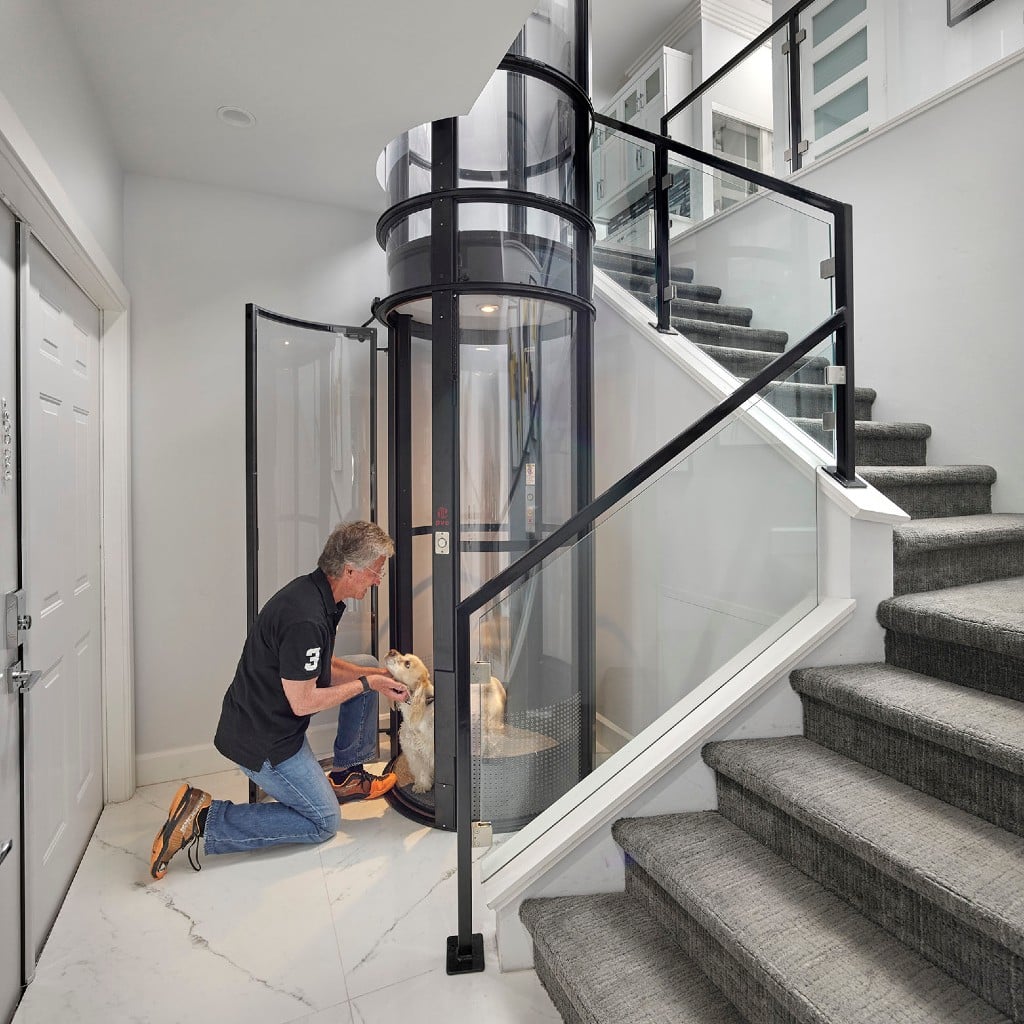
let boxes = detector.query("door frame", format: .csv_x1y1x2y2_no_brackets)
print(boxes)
0,95,135,803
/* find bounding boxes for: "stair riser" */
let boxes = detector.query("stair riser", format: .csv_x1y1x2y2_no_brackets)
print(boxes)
858,436,928,467
802,696,1024,839
714,775,1024,1022
869,483,993,519
894,540,1024,595
680,326,786,355
532,952,586,1024
886,631,1024,700
632,292,753,326
625,863,799,1024
761,385,872,421
602,270,723,304
766,389,874,421
715,355,825,385
594,251,694,283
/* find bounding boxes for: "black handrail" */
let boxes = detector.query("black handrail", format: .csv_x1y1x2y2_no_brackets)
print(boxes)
458,307,844,622
660,0,815,137
594,111,841,217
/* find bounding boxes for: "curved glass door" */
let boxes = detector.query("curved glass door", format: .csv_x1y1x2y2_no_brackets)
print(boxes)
245,305,378,658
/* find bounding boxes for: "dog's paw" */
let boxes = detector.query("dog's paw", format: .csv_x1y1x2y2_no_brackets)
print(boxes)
411,782,431,793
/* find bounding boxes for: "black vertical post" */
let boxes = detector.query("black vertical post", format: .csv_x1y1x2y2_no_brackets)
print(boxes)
573,0,596,777
826,203,863,488
431,118,461,836
388,315,414,749
653,143,672,333
434,112,484,974
245,304,260,806
367,327,379,662
508,31,528,236
787,12,805,173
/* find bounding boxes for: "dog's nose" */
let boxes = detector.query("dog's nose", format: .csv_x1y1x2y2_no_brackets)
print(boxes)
385,648,399,658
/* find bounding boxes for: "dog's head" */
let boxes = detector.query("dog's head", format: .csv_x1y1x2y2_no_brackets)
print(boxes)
384,648,433,705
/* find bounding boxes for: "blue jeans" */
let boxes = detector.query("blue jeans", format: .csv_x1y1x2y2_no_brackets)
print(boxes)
204,739,339,854
332,653,382,771
203,654,383,855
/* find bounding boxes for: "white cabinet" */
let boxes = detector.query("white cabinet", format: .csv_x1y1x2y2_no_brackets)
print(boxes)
595,46,693,241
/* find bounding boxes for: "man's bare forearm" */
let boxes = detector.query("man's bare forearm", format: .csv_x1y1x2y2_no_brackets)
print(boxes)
330,657,387,687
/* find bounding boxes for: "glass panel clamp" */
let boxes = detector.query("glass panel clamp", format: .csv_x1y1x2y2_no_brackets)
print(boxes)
825,366,847,385
820,257,837,279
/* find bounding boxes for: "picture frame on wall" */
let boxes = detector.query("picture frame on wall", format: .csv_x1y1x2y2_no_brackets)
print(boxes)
948,0,997,27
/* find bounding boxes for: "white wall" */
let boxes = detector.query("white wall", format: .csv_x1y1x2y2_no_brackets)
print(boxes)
792,53,1024,511
125,174,385,783
0,0,123,274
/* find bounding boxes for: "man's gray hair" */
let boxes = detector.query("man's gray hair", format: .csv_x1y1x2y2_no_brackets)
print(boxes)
318,521,395,578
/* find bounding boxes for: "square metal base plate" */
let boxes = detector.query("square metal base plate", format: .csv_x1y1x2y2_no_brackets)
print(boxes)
446,933,485,974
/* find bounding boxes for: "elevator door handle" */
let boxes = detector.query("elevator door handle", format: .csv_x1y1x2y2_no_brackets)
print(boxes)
0,839,12,867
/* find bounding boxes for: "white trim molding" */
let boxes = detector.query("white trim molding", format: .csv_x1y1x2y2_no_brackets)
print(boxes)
0,92,135,803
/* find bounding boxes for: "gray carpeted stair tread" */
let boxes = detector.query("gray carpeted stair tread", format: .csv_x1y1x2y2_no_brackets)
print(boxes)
633,293,754,326
757,380,877,404
706,347,830,377
594,248,695,283
520,893,747,1024
891,514,1024,593
614,813,1009,1024
791,662,1024,778
703,736,1024,956
674,318,789,353
862,465,997,486
853,421,932,442
790,419,931,464
861,465,997,518
895,514,1024,554
600,267,724,304
878,577,1024,659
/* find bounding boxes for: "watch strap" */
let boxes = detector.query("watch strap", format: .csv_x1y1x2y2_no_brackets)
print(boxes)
359,675,371,694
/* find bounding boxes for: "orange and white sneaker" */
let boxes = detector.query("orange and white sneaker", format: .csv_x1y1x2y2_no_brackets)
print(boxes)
150,783,212,879
328,768,397,803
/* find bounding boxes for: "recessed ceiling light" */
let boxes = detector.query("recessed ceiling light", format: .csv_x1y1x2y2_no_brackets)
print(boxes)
477,303,500,314
217,105,256,128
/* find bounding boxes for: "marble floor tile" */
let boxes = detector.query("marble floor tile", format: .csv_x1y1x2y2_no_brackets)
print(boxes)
12,768,552,1024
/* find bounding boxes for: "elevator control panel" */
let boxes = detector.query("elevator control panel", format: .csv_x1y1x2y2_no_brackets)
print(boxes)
434,531,450,555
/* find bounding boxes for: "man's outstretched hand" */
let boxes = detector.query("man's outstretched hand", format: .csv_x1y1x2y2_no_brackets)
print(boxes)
368,674,410,703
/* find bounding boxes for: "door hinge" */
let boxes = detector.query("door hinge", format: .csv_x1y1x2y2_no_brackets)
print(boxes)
820,257,837,280
821,411,837,431
825,365,847,386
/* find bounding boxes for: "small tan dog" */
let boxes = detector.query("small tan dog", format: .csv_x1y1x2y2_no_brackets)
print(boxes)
386,649,436,793
385,650,510,791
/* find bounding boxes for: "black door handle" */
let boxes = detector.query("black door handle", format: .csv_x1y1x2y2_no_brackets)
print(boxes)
0,838,12,866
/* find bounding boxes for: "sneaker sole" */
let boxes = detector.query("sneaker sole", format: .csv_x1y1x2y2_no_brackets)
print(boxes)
150,783,190,880
333,775,398,803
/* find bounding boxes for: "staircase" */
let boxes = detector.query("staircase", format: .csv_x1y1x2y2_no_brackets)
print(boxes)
519,248,1024,1023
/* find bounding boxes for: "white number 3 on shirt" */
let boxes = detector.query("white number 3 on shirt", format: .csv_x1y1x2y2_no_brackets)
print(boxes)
304,647,321,672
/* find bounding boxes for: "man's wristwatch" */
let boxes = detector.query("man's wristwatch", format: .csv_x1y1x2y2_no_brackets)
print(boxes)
359,675,371,694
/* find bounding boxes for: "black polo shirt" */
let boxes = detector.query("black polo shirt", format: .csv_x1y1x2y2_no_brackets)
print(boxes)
214,568,345,771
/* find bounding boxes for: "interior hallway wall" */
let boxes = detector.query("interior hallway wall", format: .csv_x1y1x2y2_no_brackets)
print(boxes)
0,0,124,274
790,53,1024,512
125,173,385,784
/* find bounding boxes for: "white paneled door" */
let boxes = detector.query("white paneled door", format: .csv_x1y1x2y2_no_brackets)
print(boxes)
0,208,22,1024
22,237,102,965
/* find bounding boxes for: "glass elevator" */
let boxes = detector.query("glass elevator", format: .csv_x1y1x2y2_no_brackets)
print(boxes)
374,0,596,830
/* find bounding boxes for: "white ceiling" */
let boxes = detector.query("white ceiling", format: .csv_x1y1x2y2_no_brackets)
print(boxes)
54,0,539,214
53,1,771,215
